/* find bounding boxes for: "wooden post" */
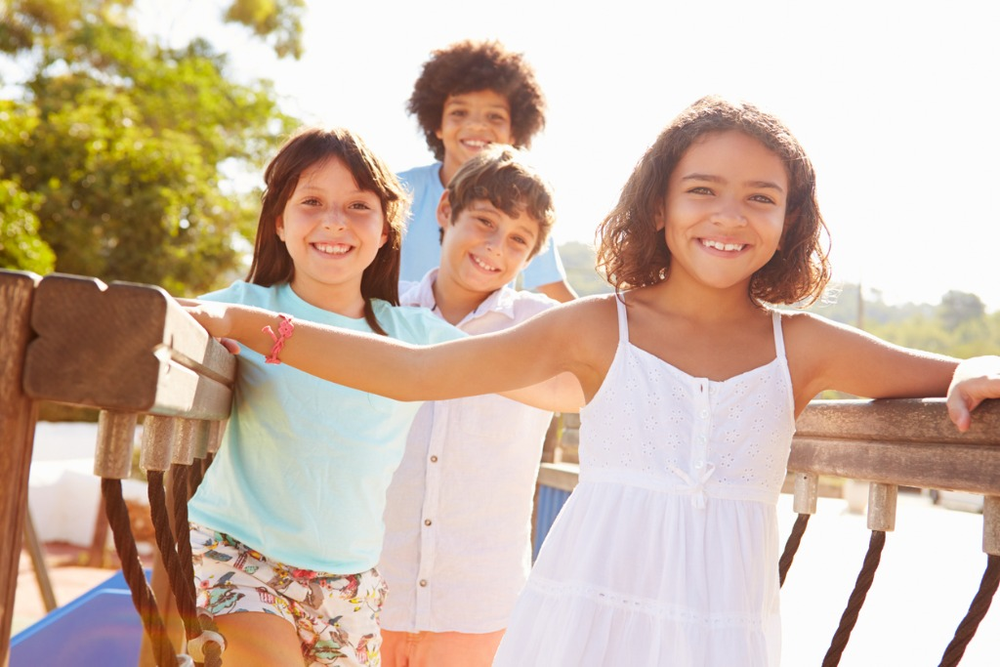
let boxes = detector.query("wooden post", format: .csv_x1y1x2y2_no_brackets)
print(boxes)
0,270,40,667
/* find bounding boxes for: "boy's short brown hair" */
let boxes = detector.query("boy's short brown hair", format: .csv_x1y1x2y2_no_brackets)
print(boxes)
445,144,555,259
408,40,547,161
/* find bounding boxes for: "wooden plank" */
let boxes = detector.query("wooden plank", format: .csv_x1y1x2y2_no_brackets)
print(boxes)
0,270,40,666
788,438,1000,495
796,398,1000,445
23,274,235,419
537,463,580,492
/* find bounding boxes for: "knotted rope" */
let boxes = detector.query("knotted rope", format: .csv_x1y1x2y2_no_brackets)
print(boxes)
821,529,887,667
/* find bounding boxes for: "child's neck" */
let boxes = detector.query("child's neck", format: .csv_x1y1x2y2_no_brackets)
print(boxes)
430,276,493,326
288,280,367,319
652,273,762,322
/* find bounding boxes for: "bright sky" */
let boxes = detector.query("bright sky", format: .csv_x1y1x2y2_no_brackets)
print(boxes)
137,0,1000,311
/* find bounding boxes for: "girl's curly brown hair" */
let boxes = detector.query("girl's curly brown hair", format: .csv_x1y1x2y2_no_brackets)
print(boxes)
408,39,546,161
596,96,831,306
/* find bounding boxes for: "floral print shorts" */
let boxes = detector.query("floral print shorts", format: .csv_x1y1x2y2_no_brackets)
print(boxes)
190,524,388,666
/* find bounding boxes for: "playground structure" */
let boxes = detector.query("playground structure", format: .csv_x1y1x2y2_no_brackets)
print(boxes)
1,268,998,666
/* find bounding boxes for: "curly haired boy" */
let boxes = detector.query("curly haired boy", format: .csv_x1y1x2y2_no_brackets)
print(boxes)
397,39,577,302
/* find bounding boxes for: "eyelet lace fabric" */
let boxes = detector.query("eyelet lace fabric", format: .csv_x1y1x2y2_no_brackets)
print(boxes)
494,300,795,667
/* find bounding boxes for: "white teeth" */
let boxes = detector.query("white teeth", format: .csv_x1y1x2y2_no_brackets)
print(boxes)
471,254,499,272
701,239,745,252
314,243,350,255
463,140,488,148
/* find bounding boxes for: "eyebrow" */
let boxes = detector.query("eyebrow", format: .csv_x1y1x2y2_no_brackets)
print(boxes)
444,97,508,110
680,173,785,193
297,183,374,197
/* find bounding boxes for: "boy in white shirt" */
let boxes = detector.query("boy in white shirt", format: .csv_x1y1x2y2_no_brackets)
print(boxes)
380,145,563,667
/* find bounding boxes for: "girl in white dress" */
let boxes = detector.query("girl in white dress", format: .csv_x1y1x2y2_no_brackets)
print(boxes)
183,96,1000,666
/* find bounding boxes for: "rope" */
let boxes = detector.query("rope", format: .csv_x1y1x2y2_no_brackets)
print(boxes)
938,554,1000,667
821,530,887,667
779,513,811,587
170,464,225,667
102,477,178,667
147,470,201,640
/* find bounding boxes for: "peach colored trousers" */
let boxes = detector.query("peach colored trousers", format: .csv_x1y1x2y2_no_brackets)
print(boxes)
380,628,506,667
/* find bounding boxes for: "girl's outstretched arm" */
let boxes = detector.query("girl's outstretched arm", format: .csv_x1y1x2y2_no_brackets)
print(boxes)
786,312,1000,428
181,297,607,407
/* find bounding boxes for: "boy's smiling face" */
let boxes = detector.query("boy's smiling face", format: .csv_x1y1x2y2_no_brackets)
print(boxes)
436,89,512,182
435,196,539,297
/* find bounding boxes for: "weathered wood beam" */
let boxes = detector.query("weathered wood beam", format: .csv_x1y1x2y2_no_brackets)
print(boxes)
22,274,235,419
0,270,41,667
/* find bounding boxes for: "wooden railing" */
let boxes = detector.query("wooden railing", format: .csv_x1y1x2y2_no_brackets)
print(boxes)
0,269,235,667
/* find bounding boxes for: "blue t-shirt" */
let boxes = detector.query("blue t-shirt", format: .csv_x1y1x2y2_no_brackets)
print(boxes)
397,163,567,289
187,281,463,574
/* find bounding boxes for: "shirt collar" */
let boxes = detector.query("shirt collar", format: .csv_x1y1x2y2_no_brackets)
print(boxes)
400,268,519,325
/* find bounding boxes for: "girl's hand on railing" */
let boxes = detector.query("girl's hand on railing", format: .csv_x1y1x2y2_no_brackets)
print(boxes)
946,355,1000,432
176,298,242,353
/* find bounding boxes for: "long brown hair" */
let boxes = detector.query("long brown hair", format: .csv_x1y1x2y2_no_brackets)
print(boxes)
596,96,831,306
247,127,409,334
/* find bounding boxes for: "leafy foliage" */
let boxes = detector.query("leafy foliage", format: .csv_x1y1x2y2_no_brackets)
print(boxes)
0,0,299,295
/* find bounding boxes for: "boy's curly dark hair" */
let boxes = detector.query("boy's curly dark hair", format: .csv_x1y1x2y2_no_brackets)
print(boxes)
408,40,547,161
596,96,831,307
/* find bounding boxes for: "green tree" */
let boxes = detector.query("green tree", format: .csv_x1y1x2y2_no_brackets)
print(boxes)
938,290,985,332
0,0,300,294
557,241,612,297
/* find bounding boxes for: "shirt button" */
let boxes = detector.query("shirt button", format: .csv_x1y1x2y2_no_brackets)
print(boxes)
430,456,438,463
695,459,705,470
700,409,708,419
424,519,432,526
419,579,428,587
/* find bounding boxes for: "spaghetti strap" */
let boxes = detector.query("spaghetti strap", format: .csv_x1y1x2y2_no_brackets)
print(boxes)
615,295,630,346
770,310,787,362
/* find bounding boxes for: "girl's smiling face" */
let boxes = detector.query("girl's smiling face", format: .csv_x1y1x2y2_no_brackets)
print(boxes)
277,157,387,313
656,130,788,293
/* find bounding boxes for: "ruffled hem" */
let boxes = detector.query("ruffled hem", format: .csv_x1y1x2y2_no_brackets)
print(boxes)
494,580,780,667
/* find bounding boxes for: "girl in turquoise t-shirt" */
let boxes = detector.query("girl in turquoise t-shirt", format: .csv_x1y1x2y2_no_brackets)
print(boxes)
186,127,460,667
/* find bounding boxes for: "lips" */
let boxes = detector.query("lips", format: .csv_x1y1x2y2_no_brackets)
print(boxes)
312,242,352,255
470,253,500,272
700,239,746,252
460,139,490,150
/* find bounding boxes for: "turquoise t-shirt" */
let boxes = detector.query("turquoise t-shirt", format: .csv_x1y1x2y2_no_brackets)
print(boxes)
187,281,463,574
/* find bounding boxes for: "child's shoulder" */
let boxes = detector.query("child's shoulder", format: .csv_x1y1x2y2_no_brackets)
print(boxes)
199,280,269,305
396,162,440,189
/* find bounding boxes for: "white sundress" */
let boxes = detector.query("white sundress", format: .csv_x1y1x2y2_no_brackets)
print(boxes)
493,298,796,667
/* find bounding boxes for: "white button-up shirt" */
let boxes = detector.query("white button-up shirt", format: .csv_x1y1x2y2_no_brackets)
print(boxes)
378,270,557,633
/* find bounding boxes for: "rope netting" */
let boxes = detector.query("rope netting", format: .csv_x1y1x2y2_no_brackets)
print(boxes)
101,457,224,666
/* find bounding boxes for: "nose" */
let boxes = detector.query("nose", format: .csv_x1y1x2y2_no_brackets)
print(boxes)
710,196,747,226
484,231,502,255
323,210,347,229
466,110,488,129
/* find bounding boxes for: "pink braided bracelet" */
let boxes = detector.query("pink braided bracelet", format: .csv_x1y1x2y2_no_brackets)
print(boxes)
262,314,294,364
